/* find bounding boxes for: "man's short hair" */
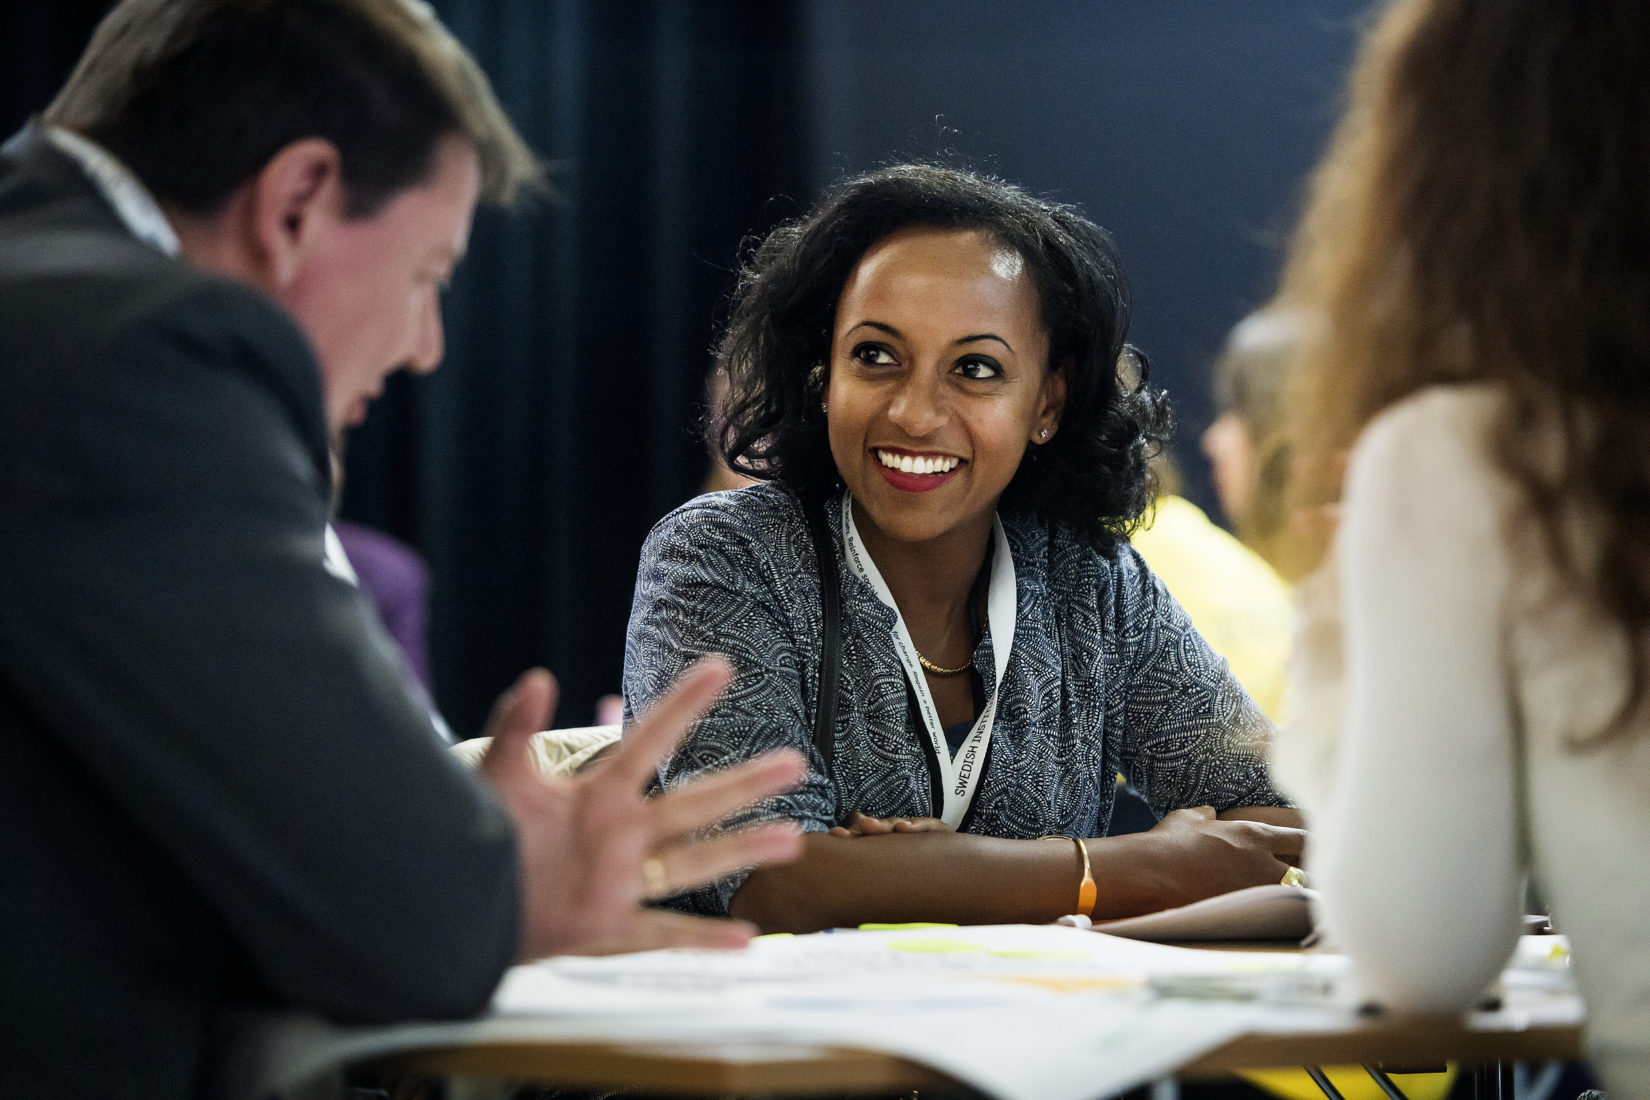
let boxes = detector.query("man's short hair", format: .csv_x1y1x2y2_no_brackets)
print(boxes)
43,0,540,216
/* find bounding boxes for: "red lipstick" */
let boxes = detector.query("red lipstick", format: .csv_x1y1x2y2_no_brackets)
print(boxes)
873,449,965,493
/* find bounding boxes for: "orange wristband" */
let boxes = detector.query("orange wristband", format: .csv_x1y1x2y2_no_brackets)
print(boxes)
1040,835,1097,917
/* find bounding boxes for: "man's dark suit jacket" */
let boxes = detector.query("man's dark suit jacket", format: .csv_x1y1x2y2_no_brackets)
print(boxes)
0,127,520,1097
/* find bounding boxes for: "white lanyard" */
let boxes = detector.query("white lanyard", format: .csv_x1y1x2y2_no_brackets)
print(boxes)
840,493,1018,827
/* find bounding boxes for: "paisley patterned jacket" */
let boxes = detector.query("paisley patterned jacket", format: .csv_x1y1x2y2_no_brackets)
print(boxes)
622,482,1289,915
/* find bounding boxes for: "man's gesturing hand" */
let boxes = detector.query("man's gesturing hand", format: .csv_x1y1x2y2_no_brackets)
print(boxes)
478,658,804,959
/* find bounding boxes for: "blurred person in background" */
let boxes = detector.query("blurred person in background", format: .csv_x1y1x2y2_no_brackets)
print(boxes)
1131,456,1293,724
1175,308,1452,1100
1201,308,1321,580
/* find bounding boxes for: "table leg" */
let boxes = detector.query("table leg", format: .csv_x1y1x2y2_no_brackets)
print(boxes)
1305,1066,1348,1100
1473,1061,1518,1100
1362,1064,1410,1100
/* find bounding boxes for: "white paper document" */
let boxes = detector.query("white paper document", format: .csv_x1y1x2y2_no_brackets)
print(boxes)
215,926,1575,1100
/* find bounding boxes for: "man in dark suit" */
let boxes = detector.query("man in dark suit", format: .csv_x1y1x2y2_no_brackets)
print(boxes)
0,2,801,1095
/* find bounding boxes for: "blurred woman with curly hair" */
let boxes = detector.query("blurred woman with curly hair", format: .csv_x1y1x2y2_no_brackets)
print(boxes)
1268,0,1650,1090
623,164,1303,932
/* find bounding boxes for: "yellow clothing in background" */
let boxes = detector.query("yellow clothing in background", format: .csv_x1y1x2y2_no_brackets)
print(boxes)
1131,495,1292,722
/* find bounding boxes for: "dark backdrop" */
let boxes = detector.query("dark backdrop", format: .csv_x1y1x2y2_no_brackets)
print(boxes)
2,1,1366,737
800,0,1367,488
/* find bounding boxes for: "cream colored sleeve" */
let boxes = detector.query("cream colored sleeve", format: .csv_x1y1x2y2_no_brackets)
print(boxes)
451,725,621,778
1294,389,1524,1012
1271,559,1344,814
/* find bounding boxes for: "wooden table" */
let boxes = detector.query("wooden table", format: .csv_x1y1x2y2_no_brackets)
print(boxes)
1182,1011,1581,1078
366,1038,953,1096
359,1001,1582,1098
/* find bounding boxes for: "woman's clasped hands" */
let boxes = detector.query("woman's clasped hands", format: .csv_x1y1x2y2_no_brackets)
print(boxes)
1104,806,1307,914
828,804,1306,918
828,810,954,837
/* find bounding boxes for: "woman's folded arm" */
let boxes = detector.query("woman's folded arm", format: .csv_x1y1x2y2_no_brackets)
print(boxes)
730,805,1308,933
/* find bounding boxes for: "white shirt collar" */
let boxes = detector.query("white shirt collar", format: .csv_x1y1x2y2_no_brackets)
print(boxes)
43,126,181,258
323,525,361,585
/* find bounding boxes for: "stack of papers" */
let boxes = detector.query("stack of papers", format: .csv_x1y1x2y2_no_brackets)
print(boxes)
215,926,1579,1100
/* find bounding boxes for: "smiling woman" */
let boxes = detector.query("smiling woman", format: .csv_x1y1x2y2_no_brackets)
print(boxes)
622,165,1304,932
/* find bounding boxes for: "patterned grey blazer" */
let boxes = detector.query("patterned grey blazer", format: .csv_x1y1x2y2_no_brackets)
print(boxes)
622,482,1288,915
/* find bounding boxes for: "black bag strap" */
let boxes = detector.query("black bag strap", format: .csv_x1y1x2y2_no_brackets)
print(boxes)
803,497,841,782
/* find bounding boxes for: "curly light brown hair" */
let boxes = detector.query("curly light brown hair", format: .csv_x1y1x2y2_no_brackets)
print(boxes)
1275,0,1650,739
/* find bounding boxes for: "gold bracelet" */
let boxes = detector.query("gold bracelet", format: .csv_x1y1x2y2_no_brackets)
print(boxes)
1039,835,1097,918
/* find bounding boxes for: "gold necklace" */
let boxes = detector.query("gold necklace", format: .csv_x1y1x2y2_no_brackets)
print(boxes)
916,651,972,678
917,570,987,678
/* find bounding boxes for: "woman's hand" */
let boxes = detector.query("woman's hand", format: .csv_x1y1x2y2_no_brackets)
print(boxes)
828,810,955,837
1097,805,1307,915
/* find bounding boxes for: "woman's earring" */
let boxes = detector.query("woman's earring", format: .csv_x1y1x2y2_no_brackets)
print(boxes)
1038,427,1050,441
821,399,830,416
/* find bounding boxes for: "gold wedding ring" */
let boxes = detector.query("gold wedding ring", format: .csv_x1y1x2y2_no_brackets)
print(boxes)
1280,865,1309,889
642,856,669,898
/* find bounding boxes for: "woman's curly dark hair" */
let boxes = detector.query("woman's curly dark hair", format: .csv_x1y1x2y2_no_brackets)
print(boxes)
714,163,1171,553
